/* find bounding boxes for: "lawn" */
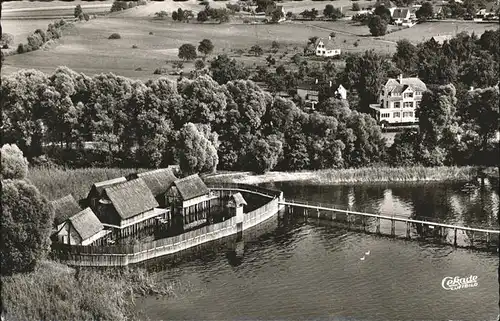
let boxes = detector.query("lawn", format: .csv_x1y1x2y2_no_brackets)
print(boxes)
2,1,113,19
2,18,395,79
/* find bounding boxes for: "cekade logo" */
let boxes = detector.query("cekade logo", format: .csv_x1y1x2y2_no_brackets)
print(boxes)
441,275,478,290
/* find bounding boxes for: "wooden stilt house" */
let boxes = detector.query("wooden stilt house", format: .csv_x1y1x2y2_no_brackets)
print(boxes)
166,174,218,229
127,168,177,208
55,208,110,246
96,178,169,238
87,176,127,211
51,194,82,232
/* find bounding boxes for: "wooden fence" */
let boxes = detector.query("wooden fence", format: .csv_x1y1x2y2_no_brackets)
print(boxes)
53,185,283,266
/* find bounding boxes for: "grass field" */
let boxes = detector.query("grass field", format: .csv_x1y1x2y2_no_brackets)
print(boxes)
2,0,498,80
2,18,397,79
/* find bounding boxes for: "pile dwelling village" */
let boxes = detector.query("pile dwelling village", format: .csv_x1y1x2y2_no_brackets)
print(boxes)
51,167,248,246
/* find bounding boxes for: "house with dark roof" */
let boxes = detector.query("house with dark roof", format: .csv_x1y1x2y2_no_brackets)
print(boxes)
55,207,110,246
369,74,427,127
166,174,217,230
87,176,127,211
97,178,169,236
430,35,453,45
297,80,348,109
392,8,414,26
51,194,82,231
315,37,341,57
128,168,177,207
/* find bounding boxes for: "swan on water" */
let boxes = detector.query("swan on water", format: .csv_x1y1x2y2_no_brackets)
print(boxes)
360,256,365,261
365,251,370,255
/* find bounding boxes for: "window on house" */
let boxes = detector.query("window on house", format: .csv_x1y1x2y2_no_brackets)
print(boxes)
404,102,414,108
404,92,414,98
415,91,422,96
393,112,400,118
394,102,401,108
386,101,388,108
381,113,390,118
415,101,420,108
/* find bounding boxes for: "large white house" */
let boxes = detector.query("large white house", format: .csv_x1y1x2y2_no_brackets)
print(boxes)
369,74,427,127
392,8,416,26
315,37,341,57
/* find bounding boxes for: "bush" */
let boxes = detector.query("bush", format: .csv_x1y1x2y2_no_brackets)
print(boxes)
132,44,138,49
2,44,8,49
153,67,167,74
1,33,14,47
135,67,143,71
17,43,27,54
108,33,122,39
149,31,154,35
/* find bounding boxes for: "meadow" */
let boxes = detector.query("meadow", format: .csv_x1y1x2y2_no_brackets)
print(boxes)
2,17,397,79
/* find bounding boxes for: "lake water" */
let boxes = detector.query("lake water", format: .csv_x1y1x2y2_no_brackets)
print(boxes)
137,180,499,321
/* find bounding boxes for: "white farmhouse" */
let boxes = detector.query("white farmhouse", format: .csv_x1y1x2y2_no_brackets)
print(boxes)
392,8,415,26
315,37,341,57
369,74,427,127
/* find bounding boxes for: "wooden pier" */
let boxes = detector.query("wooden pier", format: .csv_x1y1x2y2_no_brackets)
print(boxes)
280,199,500,249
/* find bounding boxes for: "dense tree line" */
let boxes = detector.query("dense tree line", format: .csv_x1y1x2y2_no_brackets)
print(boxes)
1,68,385,173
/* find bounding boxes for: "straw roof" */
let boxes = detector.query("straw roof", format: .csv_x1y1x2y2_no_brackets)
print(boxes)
69,207,104,241
104,178,159,219
136,168,177,196
92,177,127,194
51,195,81,226
173,174,209,201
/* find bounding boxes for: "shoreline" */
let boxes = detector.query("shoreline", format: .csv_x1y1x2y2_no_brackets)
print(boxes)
204,166,493,185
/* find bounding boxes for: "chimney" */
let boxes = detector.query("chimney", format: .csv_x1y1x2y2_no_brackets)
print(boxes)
397,74,403,83
329,81,332,87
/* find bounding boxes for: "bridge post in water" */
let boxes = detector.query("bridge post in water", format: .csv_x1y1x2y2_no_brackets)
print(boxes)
390,219,395,237
347,213,351,230
486,232,490,244
317,208,320,218
362,217,366,232
454,228,458,247
470,231,474,247
376,217,380,234
406,222,411,239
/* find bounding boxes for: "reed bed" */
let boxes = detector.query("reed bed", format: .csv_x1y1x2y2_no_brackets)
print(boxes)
206,166,482,185
27,167,143,201
1,260,186,321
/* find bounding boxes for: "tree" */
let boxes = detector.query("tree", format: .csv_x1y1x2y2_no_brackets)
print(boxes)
458,87,499,163
74,4,83,18
178,123,218,174
271,40,280,52
373,5,391,22
1,179,55,276
368,15,388,36
110,0,128,12
459,51,498,89
323,4,335,17
1,144,29,180
178,43,197,60
195,59,205,70
256,0,274,12
416,1,433,21
212,8,230,23
172,10,179,21
209,54,250,84
249,44,264,56
248,135,283,173
197,10,209,22
352,3,361,11
198,39,214,57
417,84,460,165
393,39,418,75
387,129,419,166
271,8,285,23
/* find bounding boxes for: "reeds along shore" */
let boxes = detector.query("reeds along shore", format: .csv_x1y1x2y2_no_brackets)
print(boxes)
205,166,490,185
28,166,491,202
1,260,186,321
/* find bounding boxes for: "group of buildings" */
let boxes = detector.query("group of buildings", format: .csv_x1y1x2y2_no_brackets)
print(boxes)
51,167,248,246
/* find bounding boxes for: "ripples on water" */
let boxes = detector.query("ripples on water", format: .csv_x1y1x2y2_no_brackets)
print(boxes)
137,181,499,321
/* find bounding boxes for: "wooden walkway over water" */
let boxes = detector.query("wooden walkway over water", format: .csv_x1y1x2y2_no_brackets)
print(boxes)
280,200,500,248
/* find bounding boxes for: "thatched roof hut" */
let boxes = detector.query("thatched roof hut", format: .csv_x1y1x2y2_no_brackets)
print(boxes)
131,168,177,197
69,207,104,241
103,178,159,220
172,174,209,201
87,176,127,210
51,194,81,227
